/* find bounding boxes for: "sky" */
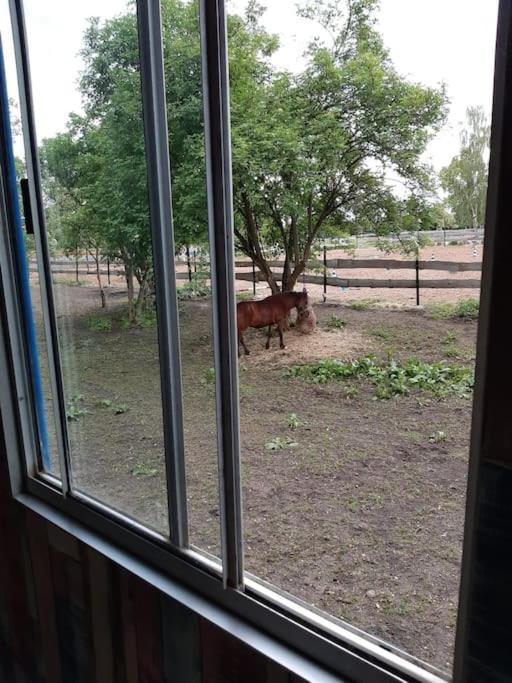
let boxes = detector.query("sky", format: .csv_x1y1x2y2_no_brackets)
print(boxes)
0,0,499,174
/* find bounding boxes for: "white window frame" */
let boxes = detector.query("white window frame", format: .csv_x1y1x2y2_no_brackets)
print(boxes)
1,1,508,681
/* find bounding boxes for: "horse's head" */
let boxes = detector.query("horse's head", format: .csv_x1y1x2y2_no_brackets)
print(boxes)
295,288,309,312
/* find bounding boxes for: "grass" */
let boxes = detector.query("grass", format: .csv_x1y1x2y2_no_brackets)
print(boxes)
86,315,112,332
203,367,215,384
132,462,158,477
111,403,128,415
54,278,86,287
237,292,254,302
66,394,87,421
177,278,211,300
427,298,479,321
288,413,302,430
346,298,380,311
370,325,395,341
119,308,157,329
326,314,346,330
429,430,447,444
285,356,474,400
265,436,299,451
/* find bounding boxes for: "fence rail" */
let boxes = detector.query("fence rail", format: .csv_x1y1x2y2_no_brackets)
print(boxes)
234,258,482,272
31,255,483,306
234,271,481,289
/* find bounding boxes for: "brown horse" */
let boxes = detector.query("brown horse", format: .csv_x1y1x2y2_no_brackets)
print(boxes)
237,290,309,356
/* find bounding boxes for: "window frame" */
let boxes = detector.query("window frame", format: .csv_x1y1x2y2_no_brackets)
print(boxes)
0,0,507,681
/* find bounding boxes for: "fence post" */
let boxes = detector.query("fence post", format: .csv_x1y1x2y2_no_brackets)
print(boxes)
193,248,197,274
186,245,192,282
107,258,111,285
323,245,327,302
415,257,420,306
252,260,256,296
75,248,79,283
86,251,90,274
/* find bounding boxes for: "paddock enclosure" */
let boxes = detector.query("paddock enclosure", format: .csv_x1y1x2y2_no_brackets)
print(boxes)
28,243,479,671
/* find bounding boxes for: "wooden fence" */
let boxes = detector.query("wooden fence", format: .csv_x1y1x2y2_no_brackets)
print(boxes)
31,257,482,305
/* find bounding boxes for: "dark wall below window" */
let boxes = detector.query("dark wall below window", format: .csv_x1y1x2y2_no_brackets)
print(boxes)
0,426,305,683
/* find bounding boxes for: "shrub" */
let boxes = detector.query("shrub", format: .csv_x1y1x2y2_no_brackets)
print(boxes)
87,315,112,332
347,299,379,311
326,314,346,330
132,462,158,477
177,274,211,300
66,394,87,421
427,298,479,321
265,436,298,450
285,356,474,400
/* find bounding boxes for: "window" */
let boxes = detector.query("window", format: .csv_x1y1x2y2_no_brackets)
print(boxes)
0,0,503,681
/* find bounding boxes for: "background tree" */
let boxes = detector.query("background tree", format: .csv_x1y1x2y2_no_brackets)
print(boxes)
440,106,490,229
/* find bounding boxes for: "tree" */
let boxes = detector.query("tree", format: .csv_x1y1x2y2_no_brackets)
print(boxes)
42,1,208,320
42,0,448,310
230,0,448,291
440,106,490,229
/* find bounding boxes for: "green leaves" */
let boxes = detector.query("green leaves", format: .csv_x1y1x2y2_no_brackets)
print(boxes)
285,356,474,399
440,106,490,228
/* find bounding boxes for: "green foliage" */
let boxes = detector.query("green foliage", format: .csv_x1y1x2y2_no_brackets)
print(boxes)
326,314,346,330
40,0,448,309
54,278,86,287
370,325,394,341
231,1,447,291
429,430,447,444
376,232,434,257
177,277,211,300
138,309,157,328
66,394,87,421
287,413,302,430
441,331,457,345
285,356,474,399
236,292,254,301
440,107,490,228
132,462,158,477
265,436,299,451
86,315,112,332
427,298,479,321
347,299,379,311
112,404,128,415
203,367,215,384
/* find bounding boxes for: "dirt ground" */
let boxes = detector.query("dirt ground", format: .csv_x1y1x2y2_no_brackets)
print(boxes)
30,265,479,674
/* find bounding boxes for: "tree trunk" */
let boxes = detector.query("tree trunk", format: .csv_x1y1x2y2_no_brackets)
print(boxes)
126,265,136,322
92,249,106,308
135,274,149,319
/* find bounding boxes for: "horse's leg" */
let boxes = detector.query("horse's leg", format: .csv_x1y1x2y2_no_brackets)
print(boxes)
265,325,272,350
278,320,286,349
239,332,250,356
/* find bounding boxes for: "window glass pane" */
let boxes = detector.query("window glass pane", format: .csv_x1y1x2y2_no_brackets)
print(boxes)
230,0,497,674
0,10,60,477
21,0,171,533
160,0,221,559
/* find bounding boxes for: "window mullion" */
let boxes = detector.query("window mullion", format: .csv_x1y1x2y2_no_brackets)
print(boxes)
9,0,72,493
199,0,244,589
136,0,188,548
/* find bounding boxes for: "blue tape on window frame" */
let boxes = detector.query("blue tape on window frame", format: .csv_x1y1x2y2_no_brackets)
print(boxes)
0,37,50,470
